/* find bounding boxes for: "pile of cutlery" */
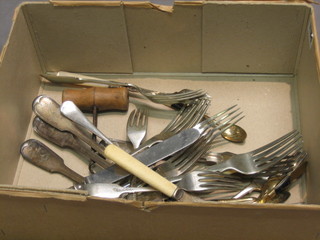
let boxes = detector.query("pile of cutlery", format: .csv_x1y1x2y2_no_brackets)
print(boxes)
20,81,307,203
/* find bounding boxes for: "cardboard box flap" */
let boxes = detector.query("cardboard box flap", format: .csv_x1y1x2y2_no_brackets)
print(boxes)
50,0,175,12
1,189,320,239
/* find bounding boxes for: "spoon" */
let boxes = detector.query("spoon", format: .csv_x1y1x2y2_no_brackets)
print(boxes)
221,124,247,143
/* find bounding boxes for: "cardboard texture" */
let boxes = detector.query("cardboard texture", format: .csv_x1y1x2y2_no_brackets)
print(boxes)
0,1,320,239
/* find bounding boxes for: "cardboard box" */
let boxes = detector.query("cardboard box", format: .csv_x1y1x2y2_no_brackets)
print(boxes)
0,1,320,239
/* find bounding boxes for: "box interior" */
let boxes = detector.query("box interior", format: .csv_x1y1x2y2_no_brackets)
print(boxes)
0,1,319,206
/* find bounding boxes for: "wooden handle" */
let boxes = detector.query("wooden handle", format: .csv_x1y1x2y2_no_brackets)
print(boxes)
62,87,129,112
104,144,178,198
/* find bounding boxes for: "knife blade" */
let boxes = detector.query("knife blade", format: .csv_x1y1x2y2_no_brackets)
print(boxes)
60,100,242,185
61,100,242,200
84,128,200,184
73,183,156,199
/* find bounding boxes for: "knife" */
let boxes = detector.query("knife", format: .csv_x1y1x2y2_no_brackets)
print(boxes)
85,128,200,184
73,183,156,199
61,101,242,185
60,101,242,200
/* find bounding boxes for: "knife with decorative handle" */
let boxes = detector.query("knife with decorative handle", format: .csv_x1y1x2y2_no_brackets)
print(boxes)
60,100,206,201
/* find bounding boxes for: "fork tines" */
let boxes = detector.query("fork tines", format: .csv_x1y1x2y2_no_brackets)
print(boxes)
176,171,249,192
162,97,211,133
146,89,208,104
195,105,245,136
253,130,303,169
252,150,307,179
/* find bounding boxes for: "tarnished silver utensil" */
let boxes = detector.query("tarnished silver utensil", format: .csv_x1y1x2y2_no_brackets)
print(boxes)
33,117,111,169
41,71,207,105
61,100,218,202
61,100,243,186
32,95,112,166
20,139,85,183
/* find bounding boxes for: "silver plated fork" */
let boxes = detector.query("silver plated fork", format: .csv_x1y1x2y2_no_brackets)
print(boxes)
132,98,211,153
42,71,207,105
127,108,148,149
156,108,243,178
169,171,249,193
232,150,307,199
205,130,303,175
167,150,305,197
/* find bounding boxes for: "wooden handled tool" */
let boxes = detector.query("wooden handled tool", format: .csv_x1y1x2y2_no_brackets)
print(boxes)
62,87,129,172
62,87,129,112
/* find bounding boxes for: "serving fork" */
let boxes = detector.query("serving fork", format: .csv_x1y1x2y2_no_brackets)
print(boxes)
127,108,149,149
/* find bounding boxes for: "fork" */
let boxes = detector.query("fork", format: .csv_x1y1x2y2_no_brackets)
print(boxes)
233,150,307,199
132,97,211,153
42,71,207,105
155,108,243,178
168,150,305,196
169,171,249,193
127,108,148,149
198,150,299,178
204,130,303,175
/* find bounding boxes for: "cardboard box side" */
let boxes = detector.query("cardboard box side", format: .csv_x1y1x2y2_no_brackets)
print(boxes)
0,7,42,184
202,3,308,74
23,3,133,73
0,191,320,240
124,5,202,72
21,2,310,74
295,9,320,204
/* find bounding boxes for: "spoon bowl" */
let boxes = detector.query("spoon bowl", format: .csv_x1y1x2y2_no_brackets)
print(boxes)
221,124,247,143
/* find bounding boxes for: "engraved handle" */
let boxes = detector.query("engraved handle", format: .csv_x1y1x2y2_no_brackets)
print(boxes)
20,139,84,183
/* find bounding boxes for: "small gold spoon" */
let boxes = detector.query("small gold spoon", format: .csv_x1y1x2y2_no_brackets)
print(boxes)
221,124,247,143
